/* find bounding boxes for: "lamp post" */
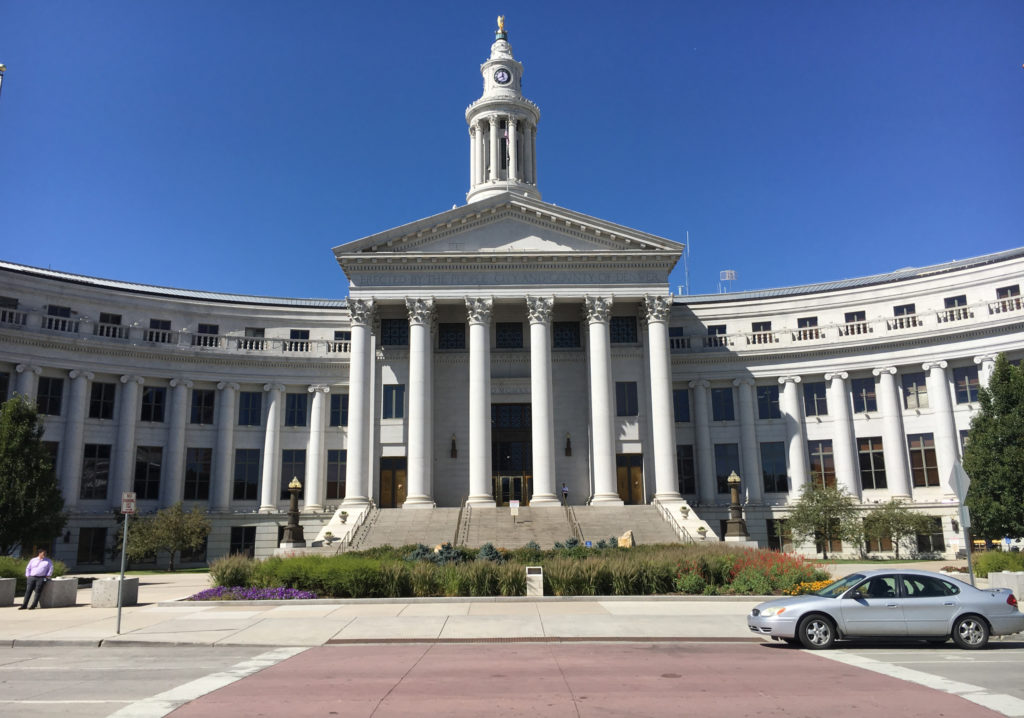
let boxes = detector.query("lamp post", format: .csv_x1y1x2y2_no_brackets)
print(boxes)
724,471,750,541
0,65,6,101
280,477,306,548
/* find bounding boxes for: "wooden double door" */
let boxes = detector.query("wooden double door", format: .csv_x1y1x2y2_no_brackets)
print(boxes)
492,403,532,506
379,457,407,508
616,453,644,505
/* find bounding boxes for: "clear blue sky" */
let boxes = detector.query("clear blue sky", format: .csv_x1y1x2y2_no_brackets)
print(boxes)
1,1,1021,298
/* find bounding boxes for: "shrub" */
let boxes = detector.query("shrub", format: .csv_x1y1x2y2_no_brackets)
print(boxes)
675,571,706,594
477,543,503,563
410,561,442,597
209,553,256,588
405,544,435,562
974,550,1024,578
545,558,587,596
463,561,499,596
379,562,412,597
497,562,526,596
729,567,772,595
609,555,641,595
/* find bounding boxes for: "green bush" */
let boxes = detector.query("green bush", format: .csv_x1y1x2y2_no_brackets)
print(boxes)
497,562,526,596
410,562,442,597
974,550,1024,578
729,567,773,595
209,553,256,588
477,543,503,563
674,572,706,594
609,555,640,595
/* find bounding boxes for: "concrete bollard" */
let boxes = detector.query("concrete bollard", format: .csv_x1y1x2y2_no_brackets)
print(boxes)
987,571,1024,598
526,566,543,597
39,577,79,608
0,577,14,607
91,577,140,608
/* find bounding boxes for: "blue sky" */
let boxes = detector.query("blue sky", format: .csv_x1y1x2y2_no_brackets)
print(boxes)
1,1,1021,298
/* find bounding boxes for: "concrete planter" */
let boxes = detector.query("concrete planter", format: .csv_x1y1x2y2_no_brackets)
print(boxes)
0,577,14,607
91,577,140,608
39,576,79,608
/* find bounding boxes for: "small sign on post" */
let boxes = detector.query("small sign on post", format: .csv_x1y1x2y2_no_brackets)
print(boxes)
121,491,137,515
117,492,136,634
510,500,519,523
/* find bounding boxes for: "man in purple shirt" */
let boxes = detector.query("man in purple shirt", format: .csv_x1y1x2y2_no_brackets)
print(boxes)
20,549,54,610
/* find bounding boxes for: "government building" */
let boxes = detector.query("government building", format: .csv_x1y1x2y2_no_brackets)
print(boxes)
2,23,1021,568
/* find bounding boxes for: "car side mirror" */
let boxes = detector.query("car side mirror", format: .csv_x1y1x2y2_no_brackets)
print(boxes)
848,590,863,600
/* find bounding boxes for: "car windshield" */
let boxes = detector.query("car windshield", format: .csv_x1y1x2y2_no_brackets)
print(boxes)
814,573,864,598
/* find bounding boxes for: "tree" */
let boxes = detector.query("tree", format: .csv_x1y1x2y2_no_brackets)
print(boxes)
0,395,67,556
125,502,211,571
785,484,861,559
963,354,1024,542
862,499,934,559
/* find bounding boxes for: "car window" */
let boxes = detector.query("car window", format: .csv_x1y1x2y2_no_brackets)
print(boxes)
854,576,897,599
816,574,865,598
901,575,957,598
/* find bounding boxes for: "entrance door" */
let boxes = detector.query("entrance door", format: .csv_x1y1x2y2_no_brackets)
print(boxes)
492,404,532,505
379,457,407,508
615,454,644,504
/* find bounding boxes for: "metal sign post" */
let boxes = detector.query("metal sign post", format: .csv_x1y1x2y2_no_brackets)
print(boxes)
117,492,136,634
510,500,519,524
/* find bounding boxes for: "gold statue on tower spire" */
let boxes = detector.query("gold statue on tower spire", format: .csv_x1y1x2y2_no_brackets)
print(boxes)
497,15,505,33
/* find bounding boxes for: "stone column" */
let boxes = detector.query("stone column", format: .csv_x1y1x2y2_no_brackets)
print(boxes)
527,296,558,506
488,117,500,181
644,295,681,501
404,298,436,508
974,354,997,387
259,382,285,512
825,371,860,499
524,124,534,185
585,296,622,505
734,377,763,504
507,117,518,182
162,378,191,506
873,367,912,498
304,384,330,511
211,381,238,512
61,369,93,509
15,363,40,400
469,124,478,189
112,375,143,507
530,124,538,185
466,297,495,506
923,360,959,496
343,299,375,507
689,379,714,503
779,376,809,501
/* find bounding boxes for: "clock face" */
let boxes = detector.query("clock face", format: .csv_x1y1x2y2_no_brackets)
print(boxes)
493,68,511,85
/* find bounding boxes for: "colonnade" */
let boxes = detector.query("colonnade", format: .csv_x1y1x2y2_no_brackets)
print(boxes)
469,114,537,189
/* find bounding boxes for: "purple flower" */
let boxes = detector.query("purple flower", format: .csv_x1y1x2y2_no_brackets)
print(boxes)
186,586,317,601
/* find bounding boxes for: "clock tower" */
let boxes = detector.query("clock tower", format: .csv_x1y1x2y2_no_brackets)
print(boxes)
465,17,541,203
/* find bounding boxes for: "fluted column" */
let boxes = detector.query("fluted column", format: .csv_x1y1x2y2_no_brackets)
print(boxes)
404,298,436,508
488,117,500,181
734,377,763,504
524,124,534,184
690,379,714,503
585,296,621,504
923,360,959,496
469,124,479,189
645,295,681,501
112,375,144,507
343,299,375,507
259,382,285,512
527,296,558,506
873,367,912,498
507,117,518,182
61,369,93,509
530,124,537,185
974,354,997,387
466,297,495,506
212,381,238,512
779,376,809,501
15,363,41,400
304,384,330,511
162,378,191,506
825,371,860,499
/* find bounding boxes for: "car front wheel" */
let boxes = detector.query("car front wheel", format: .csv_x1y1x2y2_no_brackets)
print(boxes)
797,614,836,650
951,615,989,650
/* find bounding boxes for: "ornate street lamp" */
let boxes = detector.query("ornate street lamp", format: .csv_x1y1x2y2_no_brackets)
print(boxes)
280,477,306,548
724,471,750,540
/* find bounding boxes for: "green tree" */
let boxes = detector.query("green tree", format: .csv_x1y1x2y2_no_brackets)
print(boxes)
963,354,1024,541
125,502,211,571
0,395,67,555
786,484,861,559
862,499,934,559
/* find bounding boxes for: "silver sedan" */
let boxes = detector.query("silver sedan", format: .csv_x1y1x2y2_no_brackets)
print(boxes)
748,569,1024,649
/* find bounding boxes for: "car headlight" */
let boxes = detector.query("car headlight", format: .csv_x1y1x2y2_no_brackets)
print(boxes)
759,606,786,617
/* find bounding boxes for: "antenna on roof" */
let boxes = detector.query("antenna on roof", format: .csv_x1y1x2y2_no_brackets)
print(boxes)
677,231,691,296
718,269,736,294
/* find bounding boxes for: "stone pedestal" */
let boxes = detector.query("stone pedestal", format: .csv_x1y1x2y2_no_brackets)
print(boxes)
91,577,139,607
39,577,78,608
0,577,14,607
526,566,544,597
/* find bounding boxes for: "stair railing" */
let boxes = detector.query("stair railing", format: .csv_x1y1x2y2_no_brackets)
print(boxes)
564,504,584,543
454,495,471,546
652,499,695,543
341,503,377,553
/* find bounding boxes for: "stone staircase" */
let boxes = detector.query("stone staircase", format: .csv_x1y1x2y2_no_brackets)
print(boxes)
573,505,684,545
461,506,576,549
348,508,462,550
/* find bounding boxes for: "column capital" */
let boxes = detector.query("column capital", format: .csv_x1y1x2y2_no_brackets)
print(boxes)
465,297,493,324
170,378,193,389
16,364,41,375
922,360,948,372
120,375,144,386
346,298,376,327
872,366,898,377
406,297,435,325
643,294,672,323
507,116,517,129
583,295,613,323
732,377,755,388
263,382,286,393
688,379,710,390
217,381,240,392
526,296,553,324
69,370,95,381
307,384,331,394
974,353,998,366
824,371,849,382
778,375,802,385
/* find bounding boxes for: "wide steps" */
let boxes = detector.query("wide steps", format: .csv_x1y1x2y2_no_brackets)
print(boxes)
354,507,462,549
573,505,683,545
462,507,574,549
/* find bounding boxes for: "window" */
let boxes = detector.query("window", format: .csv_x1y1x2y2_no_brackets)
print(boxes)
672,389,690,422
495,322,523,349
553,321,581,348
180,537,207,564
766,518,792,552
134,446,162,500
615,382,639,417
286,329,310,352
285,392,308,427
81,444,111,500
858,437,886,490
0,296,23,327
233,448,260,501
36,377,64,415
0,372,8,402
676,445,695,494
191,389,216,425
43,441,59,472
240,327,265,351
750,321,772,344
892,303,917,327
995,285,1021,313
953,366,979,404
714,444,740,493
711,387,734,421
863,520,893,553
147,318,172,343
183,448,212,500
851,377,877,413
908,433,939,487
89,382,116,419
808,440,835,488
609,316,638,344
140,387,166,423
901,371,929,410
942,295,971,322
916,516,945,554
757,385,780,419
438,322,466,350
796,316,820,340
193,323,220,347
281,449,306,499
95,312,125,338
842,310,868,335
382,384,405,420
330,393,349,427
380,318,409,346
996,284,1020,298
960,429,970,454
760,442,788,493
77,527,107,565
331,330,351,352
45,304,76,332
327,449,346,500
706,324,727,347
238,391,262,426
229,526,257,558
803,382,828,417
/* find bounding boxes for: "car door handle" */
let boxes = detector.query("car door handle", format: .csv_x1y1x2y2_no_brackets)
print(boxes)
944,602,955,606
887,603,898,608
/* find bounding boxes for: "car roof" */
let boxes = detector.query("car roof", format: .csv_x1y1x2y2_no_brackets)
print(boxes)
841,568,971,582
